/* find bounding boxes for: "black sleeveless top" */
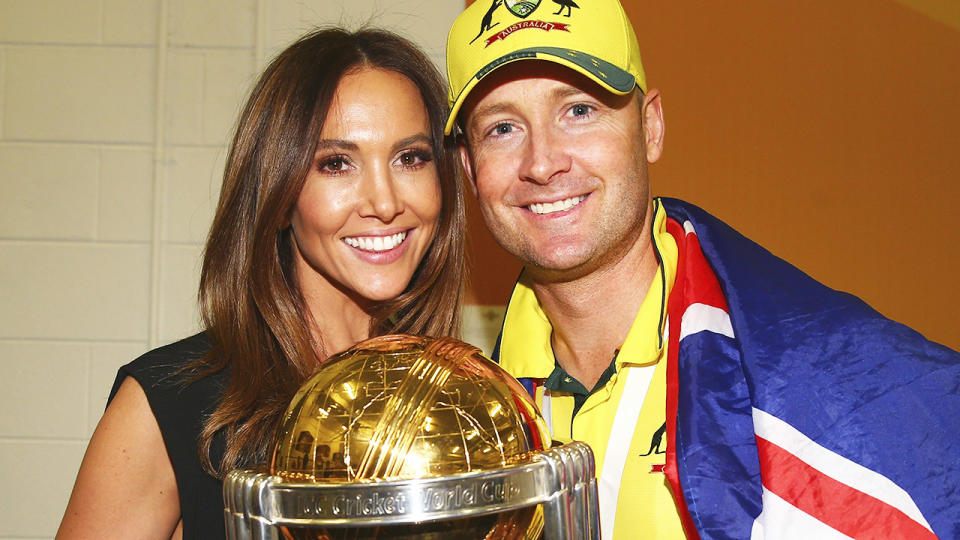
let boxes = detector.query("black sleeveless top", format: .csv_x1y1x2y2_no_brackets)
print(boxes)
109,332,229,539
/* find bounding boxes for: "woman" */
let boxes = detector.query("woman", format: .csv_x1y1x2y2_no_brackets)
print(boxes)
57,28,464,539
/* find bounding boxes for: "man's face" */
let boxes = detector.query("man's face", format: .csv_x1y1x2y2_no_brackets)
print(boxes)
460,61,664,281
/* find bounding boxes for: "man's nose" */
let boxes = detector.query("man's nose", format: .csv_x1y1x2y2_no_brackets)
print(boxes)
358,165,402,222
518,124,571,184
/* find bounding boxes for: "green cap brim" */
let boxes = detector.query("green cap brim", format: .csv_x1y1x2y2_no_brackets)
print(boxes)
445,47,638,136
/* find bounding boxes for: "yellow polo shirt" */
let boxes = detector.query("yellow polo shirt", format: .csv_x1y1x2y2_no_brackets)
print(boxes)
497,200,685,539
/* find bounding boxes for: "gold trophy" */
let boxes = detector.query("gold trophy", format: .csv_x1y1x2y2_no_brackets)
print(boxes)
223,335,600,539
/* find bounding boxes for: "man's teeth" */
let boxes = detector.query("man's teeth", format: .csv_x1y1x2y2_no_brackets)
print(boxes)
343,232,407,252
528,195,586,215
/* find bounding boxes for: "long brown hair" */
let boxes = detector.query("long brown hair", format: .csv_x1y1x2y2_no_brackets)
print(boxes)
194,28,465,476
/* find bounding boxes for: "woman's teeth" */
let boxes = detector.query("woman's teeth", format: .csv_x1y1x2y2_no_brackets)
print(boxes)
528,195,586,215
343,232,407,252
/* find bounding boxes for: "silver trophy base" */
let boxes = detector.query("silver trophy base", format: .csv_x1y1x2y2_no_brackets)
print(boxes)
224,441,600,540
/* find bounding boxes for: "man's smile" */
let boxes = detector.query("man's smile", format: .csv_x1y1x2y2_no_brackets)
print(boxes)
527,195,587,215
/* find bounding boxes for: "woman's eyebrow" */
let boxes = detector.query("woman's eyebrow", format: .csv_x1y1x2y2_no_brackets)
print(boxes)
315,135,431,154
392,133,432,151
315,139,358,151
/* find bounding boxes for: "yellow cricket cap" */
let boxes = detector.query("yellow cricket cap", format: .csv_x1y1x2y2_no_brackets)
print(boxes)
445,0,647,135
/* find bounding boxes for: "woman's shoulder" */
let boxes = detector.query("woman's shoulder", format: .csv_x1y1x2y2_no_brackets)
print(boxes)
129,332,211,370
107,331,229,469
92,332,228,539
109,332,223,405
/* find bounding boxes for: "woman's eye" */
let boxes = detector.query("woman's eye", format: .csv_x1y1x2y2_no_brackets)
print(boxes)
398,150,433,168
318,155,349,174
326,158,344,170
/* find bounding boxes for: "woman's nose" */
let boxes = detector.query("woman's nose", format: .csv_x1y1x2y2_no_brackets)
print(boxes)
358,165,402,222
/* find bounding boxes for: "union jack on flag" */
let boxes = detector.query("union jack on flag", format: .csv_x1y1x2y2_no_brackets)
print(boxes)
661,198,959,539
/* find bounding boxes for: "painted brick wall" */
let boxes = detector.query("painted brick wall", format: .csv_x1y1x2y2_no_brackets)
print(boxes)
0,1,475,537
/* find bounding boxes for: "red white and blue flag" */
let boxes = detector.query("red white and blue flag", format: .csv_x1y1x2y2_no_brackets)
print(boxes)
512,198,960,538
661,198,958,539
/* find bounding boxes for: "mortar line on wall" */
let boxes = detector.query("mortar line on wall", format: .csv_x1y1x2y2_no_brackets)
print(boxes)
200,53,208,144
93,150,102,241
0,140,227,149
0,436,93,444
90,148,103,242
1,48,6,140
0,42,156,49
0,238,204,248
255,0,267,69
0,238,149,246
0,337,148,346
148,0,171,350
168,44,252,51
13,139,157,147
0,43,251,51
98,0,105,44
0,47,7,141
84,344,93,437
0,140,153,148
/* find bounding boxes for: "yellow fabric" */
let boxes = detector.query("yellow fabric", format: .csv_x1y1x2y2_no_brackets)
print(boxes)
498,201,686,538
444,0,646,134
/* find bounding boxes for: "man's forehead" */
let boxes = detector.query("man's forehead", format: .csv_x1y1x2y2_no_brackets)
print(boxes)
462,60,612,119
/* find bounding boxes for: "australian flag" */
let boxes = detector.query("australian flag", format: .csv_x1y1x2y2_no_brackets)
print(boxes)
661,198,960,539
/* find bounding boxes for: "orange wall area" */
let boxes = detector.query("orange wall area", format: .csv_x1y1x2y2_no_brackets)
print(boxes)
462,0,960,350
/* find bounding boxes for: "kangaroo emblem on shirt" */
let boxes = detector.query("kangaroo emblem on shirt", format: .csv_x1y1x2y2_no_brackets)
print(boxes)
639,421,667,456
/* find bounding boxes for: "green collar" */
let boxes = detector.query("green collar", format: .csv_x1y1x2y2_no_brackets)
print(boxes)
543,349,620,417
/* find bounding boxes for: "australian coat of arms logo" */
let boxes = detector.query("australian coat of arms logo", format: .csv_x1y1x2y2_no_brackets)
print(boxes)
470,0,579,47
505,0,541,18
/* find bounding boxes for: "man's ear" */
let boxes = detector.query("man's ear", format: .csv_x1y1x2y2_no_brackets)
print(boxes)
458,139,479,198
641,89,665,164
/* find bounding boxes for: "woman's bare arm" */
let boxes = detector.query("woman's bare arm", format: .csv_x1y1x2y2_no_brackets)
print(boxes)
57,376,181,539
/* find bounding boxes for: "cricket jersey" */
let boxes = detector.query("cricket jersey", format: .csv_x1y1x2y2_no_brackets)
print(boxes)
496,202,686,538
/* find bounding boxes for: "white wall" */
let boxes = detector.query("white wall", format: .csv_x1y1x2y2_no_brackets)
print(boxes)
0,1,464,537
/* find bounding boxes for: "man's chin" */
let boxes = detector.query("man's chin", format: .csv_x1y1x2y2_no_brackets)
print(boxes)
520,249,599,283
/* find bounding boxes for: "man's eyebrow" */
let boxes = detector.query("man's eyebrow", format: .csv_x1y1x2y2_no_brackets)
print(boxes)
471,86,592,123
553,85,590,100
469,102,515,122
465,102,516,139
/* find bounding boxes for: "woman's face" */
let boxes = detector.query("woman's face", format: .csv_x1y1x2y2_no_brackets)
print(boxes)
290,67,442,305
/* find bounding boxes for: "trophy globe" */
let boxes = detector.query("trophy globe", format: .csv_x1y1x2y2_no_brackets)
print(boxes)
223,335,599,539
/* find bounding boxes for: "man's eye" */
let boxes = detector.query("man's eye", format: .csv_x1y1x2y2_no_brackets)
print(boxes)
571,104,591,116
494,123,513,135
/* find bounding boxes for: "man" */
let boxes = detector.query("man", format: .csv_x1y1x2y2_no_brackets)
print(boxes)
444,0,960,538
